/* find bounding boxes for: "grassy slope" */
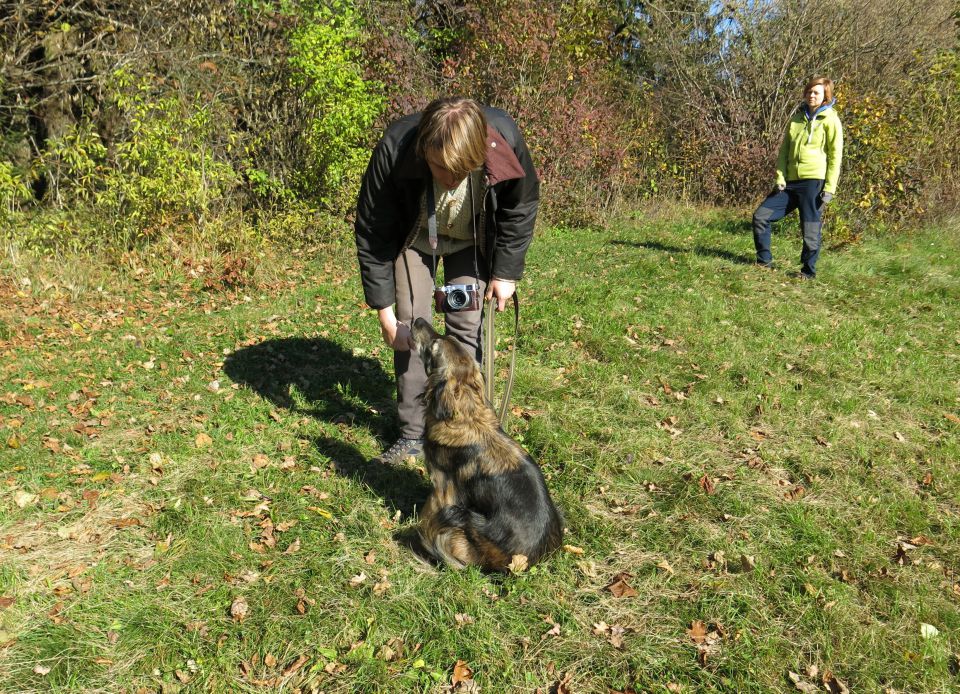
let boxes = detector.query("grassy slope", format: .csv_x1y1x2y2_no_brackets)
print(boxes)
1,210,958,693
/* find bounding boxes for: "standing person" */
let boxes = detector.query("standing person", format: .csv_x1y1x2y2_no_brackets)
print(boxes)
355,97,539,464
753,76,843,279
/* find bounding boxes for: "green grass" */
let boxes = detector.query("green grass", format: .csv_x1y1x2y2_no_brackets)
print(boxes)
1,208,958,692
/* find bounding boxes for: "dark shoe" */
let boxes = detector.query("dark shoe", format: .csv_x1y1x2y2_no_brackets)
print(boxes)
375,437,424,465
756,260,775,269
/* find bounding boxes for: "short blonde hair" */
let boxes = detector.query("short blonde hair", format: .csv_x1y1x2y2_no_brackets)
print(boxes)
416,98,487,177
804,76,834,104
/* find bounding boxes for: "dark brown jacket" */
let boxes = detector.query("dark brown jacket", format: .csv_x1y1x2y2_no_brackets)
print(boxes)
354,106,539,309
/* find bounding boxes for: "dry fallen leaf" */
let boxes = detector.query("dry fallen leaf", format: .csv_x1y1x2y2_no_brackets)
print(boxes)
822,670,849,694
349,572,367,588
658,416,683,437
282,654,309,677
607,624,626,648
784,485,806,501
283,538,301,555
687,620,708,644
14,491,36,509
562,544,584,555
706,550,726,571
454,613,475,627
606,572,639,598
373,580,391,596
195,433,213,448
230,596,249,622
698,474,716,495
787,671,820,693
452,659,474,685
543,619,561,638
507,554,529,573
554,670,574,694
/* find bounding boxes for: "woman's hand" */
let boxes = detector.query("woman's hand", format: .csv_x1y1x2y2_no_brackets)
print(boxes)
485,278,516,312
377,307,413,351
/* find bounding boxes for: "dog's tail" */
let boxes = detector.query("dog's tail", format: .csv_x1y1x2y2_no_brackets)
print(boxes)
423,506,513,571
419,527,469,570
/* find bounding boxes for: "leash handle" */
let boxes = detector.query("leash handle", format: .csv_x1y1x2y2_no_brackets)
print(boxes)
483,293,519,428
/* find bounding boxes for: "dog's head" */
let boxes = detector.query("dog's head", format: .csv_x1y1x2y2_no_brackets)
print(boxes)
411,317,486,422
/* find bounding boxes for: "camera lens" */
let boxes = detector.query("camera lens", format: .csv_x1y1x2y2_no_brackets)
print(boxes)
447,288,468,309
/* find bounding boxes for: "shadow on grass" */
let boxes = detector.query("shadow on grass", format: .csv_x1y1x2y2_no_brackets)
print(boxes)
709,216,754,237
312,433,430,519
611,239,755,266
223,337,430,518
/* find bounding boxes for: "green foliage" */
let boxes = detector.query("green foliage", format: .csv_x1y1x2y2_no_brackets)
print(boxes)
97,71,239,239
289,0,385,213
0,160,31,217
2,0,957,252
827,50,960,241
39,121,107,207
256,202,348,248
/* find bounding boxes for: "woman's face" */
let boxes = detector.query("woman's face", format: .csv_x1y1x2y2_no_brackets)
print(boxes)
425,149,465,191
805,84,826,110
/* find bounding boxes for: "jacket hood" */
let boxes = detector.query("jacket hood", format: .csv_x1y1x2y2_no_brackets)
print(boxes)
803,99,836,120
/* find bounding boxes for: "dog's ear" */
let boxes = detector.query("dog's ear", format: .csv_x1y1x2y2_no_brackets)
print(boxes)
421,338,443,376
429,379,453,421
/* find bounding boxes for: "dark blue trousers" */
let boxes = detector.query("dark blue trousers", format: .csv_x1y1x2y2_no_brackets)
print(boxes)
752,179,825,277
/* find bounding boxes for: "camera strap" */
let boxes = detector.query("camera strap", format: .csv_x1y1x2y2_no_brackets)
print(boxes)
426,179,439,287
426,174,481,288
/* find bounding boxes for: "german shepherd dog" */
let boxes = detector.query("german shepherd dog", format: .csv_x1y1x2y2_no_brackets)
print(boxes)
410,317,563,572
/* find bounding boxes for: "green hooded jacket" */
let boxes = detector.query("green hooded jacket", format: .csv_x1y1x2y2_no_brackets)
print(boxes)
775,101,843,194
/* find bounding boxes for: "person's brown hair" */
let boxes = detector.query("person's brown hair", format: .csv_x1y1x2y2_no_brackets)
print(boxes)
804,76,834,104
416,97,487,177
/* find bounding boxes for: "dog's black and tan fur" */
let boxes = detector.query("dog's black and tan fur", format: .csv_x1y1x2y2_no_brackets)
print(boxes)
410,317,563,571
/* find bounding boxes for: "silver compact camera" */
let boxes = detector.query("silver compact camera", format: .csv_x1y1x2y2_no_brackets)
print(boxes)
434,283,481,312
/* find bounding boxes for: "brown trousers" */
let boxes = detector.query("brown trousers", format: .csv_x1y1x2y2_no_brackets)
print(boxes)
393,246,487,439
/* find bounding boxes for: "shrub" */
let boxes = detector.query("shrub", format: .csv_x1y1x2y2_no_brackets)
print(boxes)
826,51,960,242
0,160,31,218
94,71,239,240
398,0,661,226
288,0,385,215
